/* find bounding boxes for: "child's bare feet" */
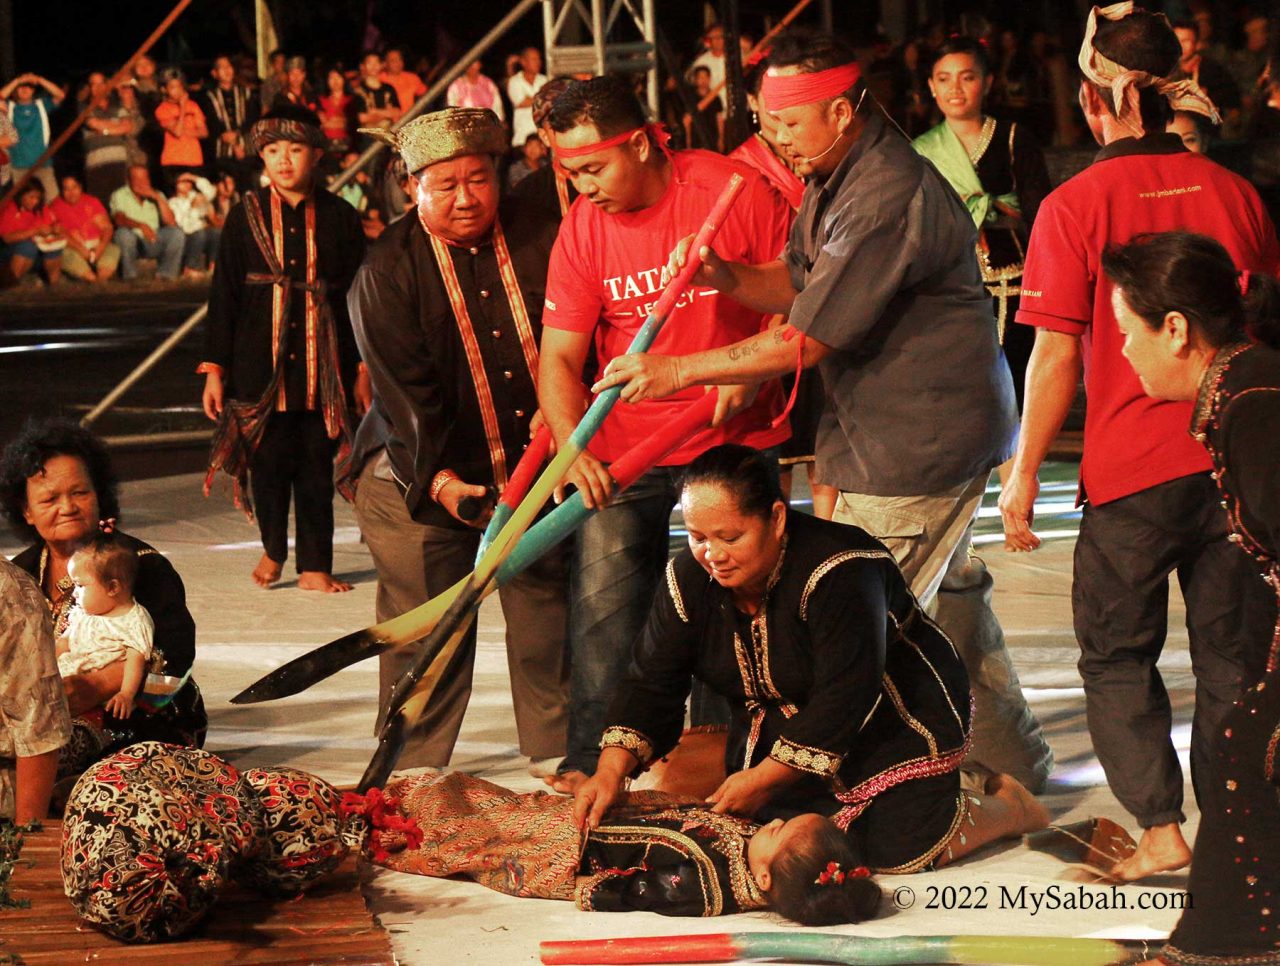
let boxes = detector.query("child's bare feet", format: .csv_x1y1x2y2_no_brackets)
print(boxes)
544,769,589,795
1109,823,1191,881
252,554,282,587
298,571,353,593
986,773,1051,833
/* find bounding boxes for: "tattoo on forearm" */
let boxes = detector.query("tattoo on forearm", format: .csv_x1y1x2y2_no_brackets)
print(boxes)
727,327,789,362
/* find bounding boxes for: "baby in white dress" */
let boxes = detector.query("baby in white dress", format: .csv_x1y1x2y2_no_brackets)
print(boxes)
56,537,154,719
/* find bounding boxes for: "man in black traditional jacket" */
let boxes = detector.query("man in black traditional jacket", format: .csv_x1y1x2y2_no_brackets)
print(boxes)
348,107,569,771
199,104,368,593
200,54,259,190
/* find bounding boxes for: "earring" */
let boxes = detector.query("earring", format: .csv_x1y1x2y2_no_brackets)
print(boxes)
751,111,758,128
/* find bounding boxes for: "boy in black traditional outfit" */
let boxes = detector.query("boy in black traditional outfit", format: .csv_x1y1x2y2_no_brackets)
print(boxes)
199,104,368,592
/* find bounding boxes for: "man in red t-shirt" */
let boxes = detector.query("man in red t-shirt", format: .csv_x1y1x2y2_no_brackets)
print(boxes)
538,75,792,789
50,174,120,282
1002,6,1280,881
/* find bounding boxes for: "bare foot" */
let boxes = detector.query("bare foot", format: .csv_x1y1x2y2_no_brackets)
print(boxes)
1109,823,1191,881
528,756,564,779
986,773,1051,834
252,554,283,588
543,769,588,795
297,571,353,593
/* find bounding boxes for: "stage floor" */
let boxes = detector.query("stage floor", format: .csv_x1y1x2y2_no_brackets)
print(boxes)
3,465,1198,963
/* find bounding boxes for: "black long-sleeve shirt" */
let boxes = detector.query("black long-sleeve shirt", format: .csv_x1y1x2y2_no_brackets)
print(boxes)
200,84,258,160
1196,342,1280,562
348,198,552,527
204,186,365,408
602,511,971,809
974,117,1053,269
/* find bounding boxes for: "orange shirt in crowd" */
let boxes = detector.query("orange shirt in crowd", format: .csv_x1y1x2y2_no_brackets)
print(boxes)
381,70,425,118
155,98,206,167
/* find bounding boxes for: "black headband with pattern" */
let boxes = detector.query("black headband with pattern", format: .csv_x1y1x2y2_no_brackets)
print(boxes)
249,117,328,154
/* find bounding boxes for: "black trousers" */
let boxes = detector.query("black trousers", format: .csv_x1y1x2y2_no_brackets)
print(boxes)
1073,473,1276,828
249,410,336,573
1000,303,1035,413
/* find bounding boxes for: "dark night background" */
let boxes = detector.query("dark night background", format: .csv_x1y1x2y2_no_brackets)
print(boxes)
11,1,819,75
10,0,1083,79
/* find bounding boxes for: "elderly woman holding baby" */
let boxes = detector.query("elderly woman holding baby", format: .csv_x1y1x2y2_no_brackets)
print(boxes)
1,419,207,788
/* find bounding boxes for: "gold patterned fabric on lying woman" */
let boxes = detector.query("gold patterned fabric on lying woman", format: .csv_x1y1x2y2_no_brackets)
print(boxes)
378,771,768,916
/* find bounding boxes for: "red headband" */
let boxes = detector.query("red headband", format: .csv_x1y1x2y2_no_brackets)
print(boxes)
554,122,672,161
761,62,862,111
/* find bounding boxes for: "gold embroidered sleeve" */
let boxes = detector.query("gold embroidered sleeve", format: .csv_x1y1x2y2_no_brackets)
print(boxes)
664,557,689,623
769,736,843,778
599,726,656,766
799,549,893,620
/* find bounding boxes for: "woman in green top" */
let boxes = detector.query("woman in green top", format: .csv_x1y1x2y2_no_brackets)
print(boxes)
913,36,1052,411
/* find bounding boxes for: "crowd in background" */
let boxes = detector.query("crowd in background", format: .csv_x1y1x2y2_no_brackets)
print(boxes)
2,2,1278,290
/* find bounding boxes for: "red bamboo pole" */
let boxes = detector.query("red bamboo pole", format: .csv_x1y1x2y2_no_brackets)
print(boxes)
542,934,739,965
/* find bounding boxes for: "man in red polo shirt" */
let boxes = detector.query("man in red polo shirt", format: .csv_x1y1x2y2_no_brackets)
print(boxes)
538,75,791,790
1001,4,1280,881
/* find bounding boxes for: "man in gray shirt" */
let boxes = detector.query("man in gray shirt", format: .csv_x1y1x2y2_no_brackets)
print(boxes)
82,72,143,205
594,29,1051,792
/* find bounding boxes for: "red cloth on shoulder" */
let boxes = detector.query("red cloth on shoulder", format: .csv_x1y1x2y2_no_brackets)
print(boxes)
728,135,805,211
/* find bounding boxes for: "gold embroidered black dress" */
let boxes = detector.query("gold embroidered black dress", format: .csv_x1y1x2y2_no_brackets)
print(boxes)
601,511,973,873
1164,343,1280,965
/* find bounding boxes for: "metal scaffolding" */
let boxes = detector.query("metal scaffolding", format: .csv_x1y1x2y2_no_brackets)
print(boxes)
542,0,659,117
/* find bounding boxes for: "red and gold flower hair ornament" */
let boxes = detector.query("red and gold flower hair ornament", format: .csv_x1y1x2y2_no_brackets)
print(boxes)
815,861,872,885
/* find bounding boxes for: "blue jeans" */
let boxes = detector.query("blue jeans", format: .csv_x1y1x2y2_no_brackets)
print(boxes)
561,465,684,775
113,225,183,279
1,238,60,265
560,453,778,775
181,227,220,271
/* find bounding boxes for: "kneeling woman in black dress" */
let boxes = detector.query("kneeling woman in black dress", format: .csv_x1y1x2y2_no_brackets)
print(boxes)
1103,231,1280,966
574,444,1047,873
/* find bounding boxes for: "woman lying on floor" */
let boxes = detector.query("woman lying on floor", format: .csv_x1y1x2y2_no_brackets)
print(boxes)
377,446,1047,923
379,769,880,923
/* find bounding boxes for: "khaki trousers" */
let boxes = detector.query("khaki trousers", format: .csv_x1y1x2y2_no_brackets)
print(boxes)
61,242,121,281
832,472,1054,792
354,458,570,768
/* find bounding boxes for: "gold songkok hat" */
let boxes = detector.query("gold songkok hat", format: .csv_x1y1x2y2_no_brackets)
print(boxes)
359,108,507,174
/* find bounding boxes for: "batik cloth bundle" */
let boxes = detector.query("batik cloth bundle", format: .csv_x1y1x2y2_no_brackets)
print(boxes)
61,742,381,942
